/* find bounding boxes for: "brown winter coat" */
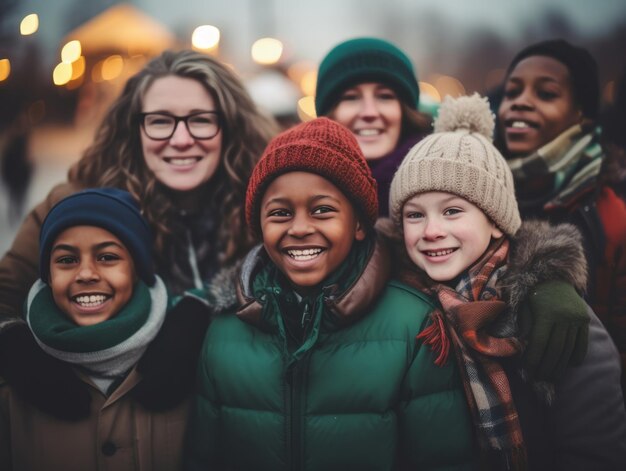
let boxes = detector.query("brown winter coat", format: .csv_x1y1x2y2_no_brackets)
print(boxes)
0,366,190,471
0,182,81,329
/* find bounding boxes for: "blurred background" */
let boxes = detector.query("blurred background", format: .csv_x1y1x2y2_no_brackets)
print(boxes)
1,0,625,255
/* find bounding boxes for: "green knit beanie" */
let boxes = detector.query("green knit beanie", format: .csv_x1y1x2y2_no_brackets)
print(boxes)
315,37,420,116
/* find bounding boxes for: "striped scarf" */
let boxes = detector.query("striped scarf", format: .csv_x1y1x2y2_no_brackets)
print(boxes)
416,238,527,470
506,124,603,211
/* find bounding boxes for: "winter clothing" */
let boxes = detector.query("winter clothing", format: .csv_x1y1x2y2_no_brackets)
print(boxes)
315,37,420,116
509,124,626,395
186,237,477,470
245,117,379,234
416,237,526,468
389,94,521,236
26,278,167,395
0,276,209,471
394,219,626,470
506,39,599,119
389,94,589,380
506,124,603,211
500,219,626,470
39,188,155,286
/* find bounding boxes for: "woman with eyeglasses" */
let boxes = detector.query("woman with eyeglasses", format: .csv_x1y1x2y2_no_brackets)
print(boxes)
0,50,278,430
0,49,277,309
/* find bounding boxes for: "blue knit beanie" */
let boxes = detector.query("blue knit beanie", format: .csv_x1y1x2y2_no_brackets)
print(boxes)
39,188,155,286
315,37,420,116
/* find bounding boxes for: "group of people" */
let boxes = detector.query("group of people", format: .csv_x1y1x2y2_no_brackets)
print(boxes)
0,35,624,471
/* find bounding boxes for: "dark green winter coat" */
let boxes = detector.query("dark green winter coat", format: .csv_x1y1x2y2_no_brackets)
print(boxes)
186,238,476,471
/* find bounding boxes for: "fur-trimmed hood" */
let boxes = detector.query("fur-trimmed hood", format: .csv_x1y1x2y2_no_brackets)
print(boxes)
499,219,588,316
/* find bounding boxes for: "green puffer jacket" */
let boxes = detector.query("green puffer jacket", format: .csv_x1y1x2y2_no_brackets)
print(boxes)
186,239,477,471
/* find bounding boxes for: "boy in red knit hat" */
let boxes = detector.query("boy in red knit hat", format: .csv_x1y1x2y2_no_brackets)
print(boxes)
186,117,477,470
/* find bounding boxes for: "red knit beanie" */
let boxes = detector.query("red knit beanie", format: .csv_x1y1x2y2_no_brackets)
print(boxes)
246,117,378,236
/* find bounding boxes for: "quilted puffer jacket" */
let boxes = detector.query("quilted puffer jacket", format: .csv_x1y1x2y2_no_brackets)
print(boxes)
186,238,477,471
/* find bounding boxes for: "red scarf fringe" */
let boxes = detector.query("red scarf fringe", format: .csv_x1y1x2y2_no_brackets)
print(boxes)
416,311,450,366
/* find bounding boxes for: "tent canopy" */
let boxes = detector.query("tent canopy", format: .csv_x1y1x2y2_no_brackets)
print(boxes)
63,3,176,56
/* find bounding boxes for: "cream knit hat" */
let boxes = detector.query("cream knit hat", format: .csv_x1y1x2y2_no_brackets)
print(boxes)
389,93,521,236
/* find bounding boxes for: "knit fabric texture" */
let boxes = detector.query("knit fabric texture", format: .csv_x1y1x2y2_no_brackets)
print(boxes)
389,94,521,236
506,39,599,119
315,37,420,116
39,188,155,286
245,117,378,237
26,276,167,394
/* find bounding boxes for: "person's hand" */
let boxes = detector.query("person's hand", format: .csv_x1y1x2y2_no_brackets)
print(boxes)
131,296,210,410
519,280,589,381
0,322,90,420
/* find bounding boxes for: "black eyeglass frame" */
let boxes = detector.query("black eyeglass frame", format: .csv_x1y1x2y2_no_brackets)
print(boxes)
138,111,222,140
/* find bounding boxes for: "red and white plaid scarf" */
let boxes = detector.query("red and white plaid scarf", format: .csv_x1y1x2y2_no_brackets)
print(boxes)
415,237,527,470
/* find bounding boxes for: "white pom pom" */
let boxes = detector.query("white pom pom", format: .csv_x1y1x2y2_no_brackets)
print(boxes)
433,93,495,140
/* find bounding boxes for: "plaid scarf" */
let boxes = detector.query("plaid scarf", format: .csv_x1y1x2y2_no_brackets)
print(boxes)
416,237,527,470
506,124,603,211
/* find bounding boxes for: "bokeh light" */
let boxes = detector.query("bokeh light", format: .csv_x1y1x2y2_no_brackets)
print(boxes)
53,62,72,86
20,14,39,36
251,38,283,65
61,40,82,64
192,25,220,50
0,59,10,82
419,81,441,102
300,70,317,96
70,56,86,80
297,96,316,122
434,75,466,98
101,55,124,81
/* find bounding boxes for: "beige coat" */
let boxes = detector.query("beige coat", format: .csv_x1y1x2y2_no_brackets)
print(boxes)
0,367,190,471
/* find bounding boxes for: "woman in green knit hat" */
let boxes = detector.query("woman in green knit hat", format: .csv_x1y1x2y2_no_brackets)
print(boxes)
315,37,432,216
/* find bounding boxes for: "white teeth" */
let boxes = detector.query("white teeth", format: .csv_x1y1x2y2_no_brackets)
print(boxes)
167,157,197,166
356,129,381,136
511,121,529,128
287,248,323,260
74,295,107,307
425,248,455,257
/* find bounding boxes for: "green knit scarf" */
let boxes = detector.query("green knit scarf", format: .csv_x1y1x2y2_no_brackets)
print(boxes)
26,277,168,393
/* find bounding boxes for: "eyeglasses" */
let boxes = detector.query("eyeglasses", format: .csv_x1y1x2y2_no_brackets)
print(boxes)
138,111,221,140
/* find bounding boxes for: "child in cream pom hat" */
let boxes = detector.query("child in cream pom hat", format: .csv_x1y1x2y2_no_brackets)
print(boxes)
388,94,626,470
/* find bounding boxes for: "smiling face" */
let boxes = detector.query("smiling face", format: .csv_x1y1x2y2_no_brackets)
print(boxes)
260,172,366,294
330,82,402,160
140,75,223,192
49,226,136,326
498,55,582,157
402,192,503,282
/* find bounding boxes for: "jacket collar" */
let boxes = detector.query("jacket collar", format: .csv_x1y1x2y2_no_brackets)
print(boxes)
235,236,390,328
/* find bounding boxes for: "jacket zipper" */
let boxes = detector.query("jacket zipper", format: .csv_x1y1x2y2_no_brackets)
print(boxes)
288,301,314,471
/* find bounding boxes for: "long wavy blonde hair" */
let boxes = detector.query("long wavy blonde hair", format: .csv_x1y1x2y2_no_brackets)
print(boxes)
70,49,278,267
